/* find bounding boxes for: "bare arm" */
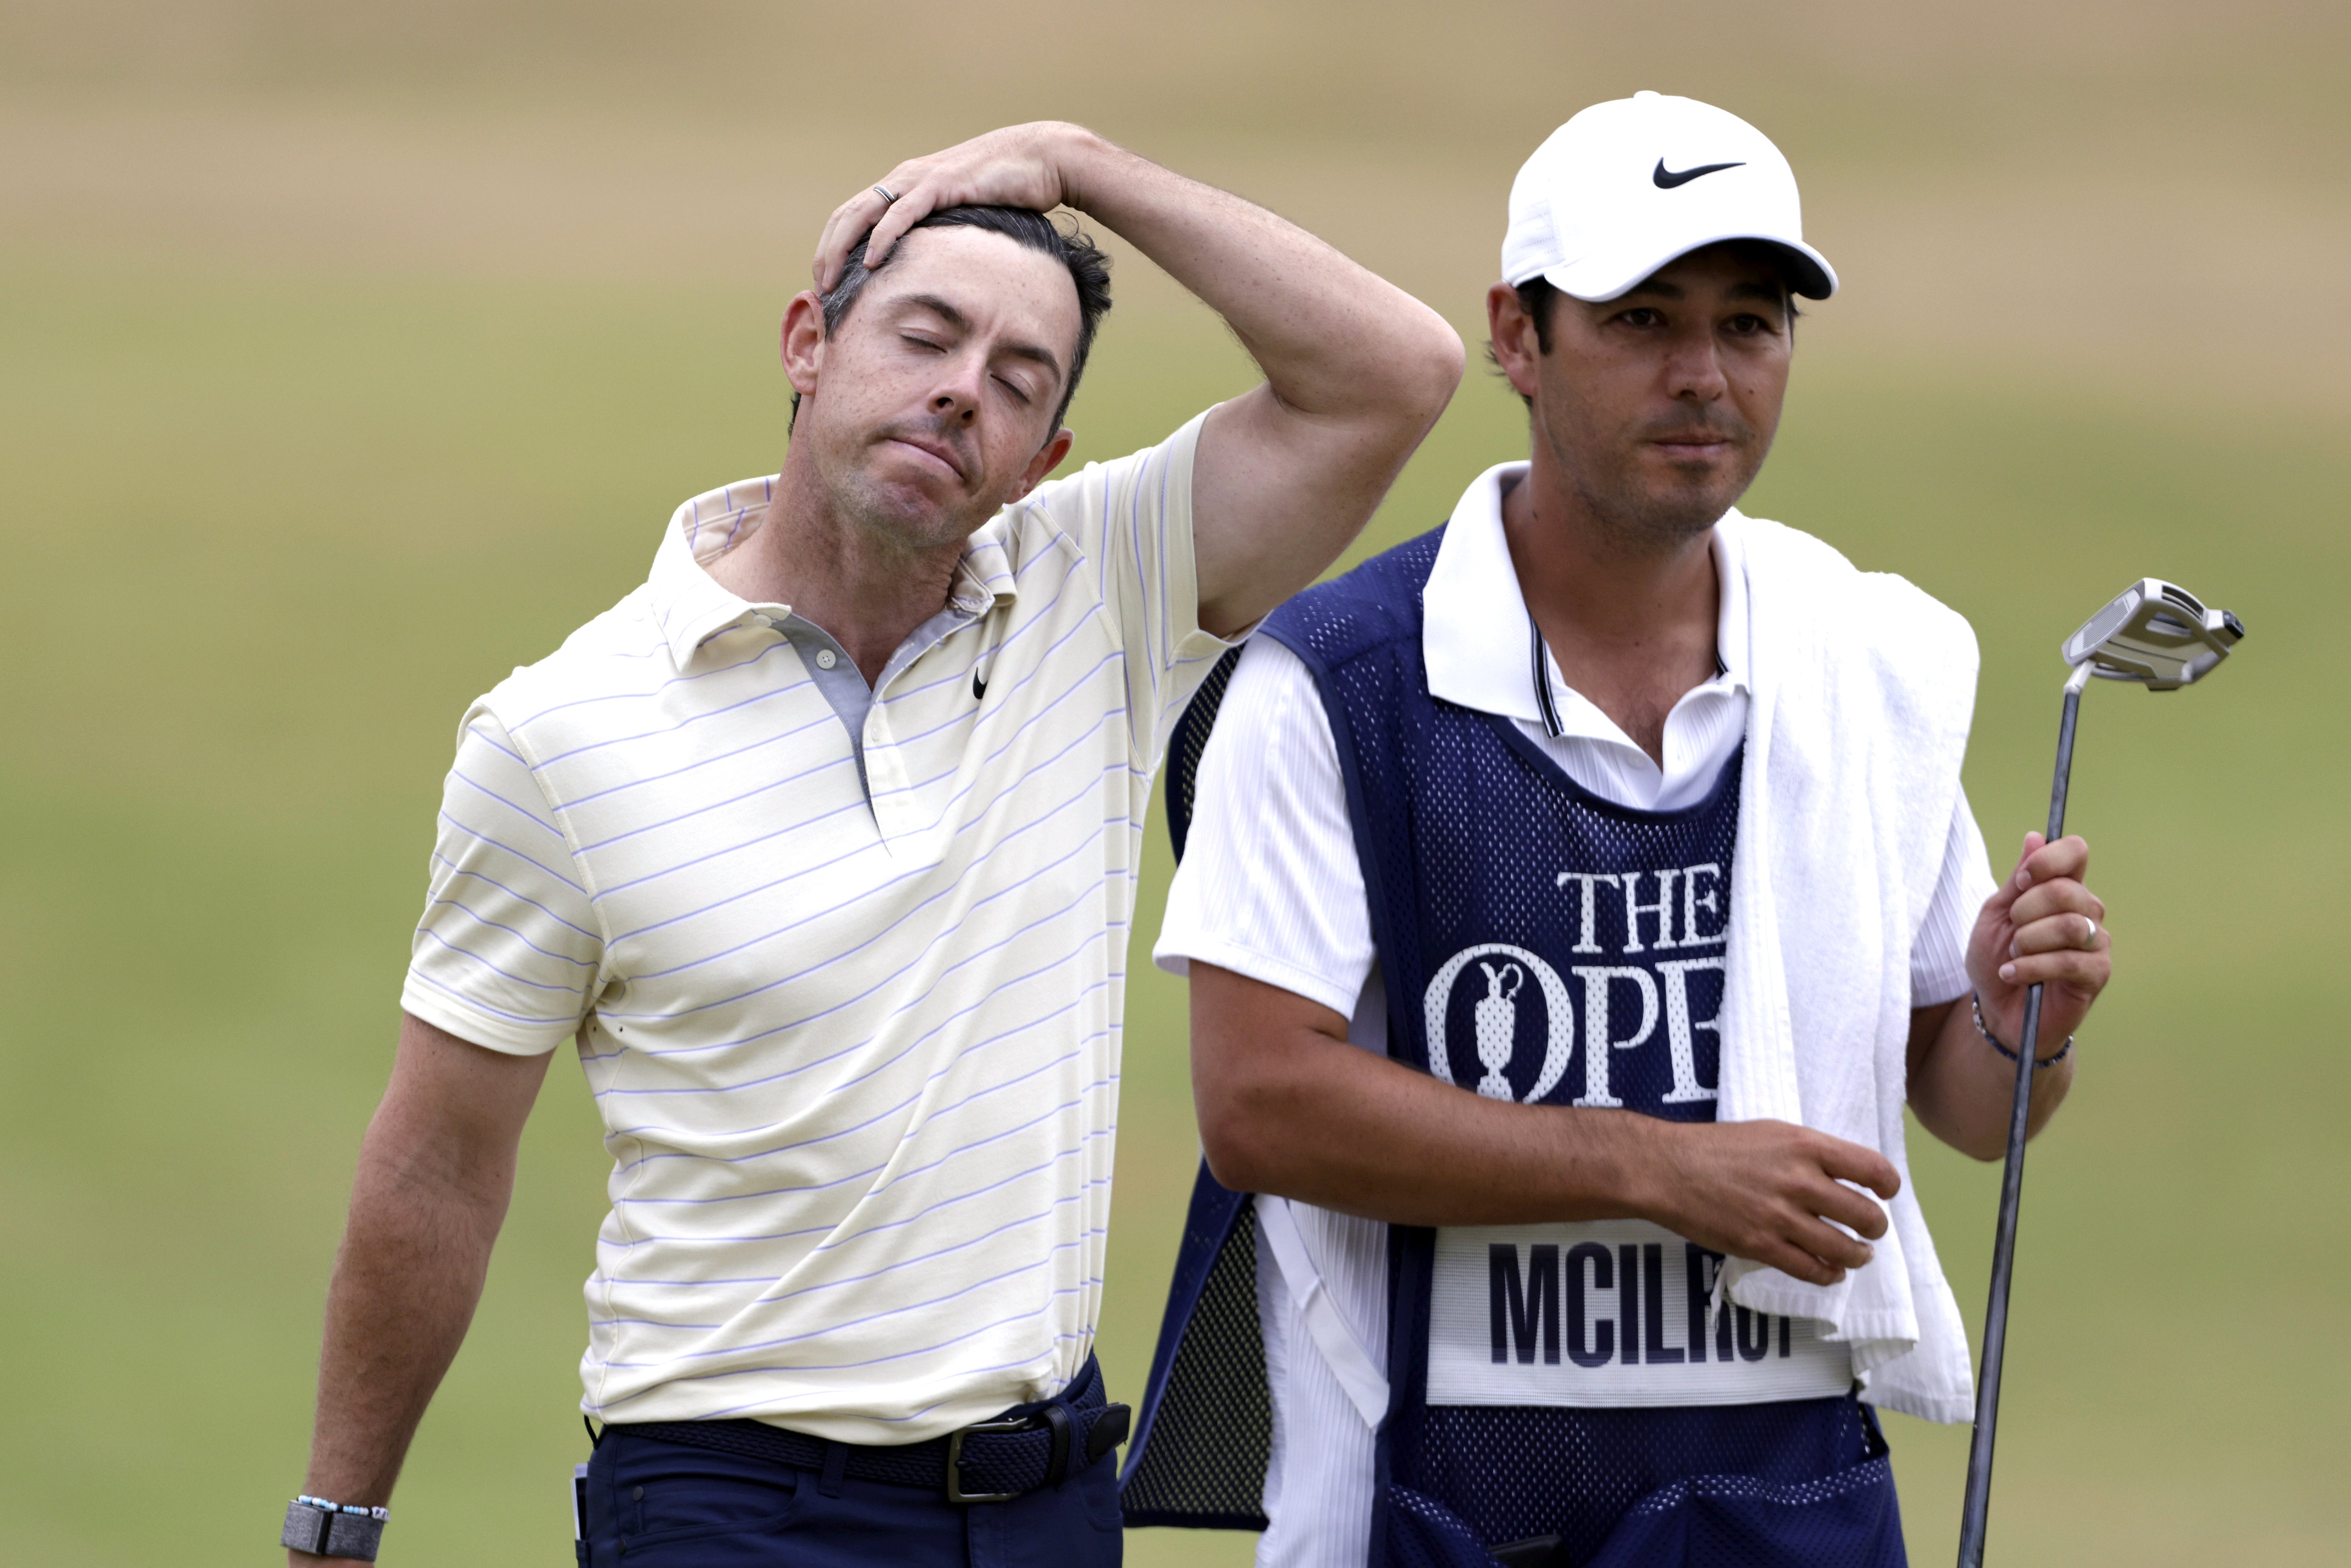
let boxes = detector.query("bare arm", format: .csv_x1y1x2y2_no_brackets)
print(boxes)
1908,832,2107,1160
816,122,1465,637
1190,962,1900,1287
291,1013,551,1565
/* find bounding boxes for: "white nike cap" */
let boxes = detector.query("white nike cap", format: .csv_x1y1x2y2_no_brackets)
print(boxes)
1502,91,1837,302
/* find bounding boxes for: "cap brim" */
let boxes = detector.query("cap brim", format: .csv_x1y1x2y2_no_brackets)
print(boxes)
1545,232,1837,302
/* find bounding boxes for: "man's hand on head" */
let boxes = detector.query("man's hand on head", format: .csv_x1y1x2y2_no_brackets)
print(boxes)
1968,831,2111,1051
816,122,1103,292
813,122,1459,641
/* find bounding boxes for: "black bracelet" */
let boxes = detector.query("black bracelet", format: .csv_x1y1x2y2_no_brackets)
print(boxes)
282,1496,389,1561
1972,992,2073,1069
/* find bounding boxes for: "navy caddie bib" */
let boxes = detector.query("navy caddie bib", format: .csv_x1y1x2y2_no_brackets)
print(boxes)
1259,532,1853,1412
1121,529,1904,1568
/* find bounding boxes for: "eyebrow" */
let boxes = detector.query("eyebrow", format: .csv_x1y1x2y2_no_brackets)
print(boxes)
893,291,1066,383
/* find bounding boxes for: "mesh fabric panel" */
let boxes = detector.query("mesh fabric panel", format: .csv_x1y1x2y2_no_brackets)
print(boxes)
1117,1198,1271,1528
1585,1450,1901,1568
1116,645,1267,1530
1399,1396,1889,1565
1167,644,1244,860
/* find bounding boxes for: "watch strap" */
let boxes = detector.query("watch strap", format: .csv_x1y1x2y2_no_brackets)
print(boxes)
282,1498,387,1561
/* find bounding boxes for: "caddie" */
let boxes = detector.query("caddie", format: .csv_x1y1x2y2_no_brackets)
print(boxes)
283,121,1462,1567
1125,93,2115,1566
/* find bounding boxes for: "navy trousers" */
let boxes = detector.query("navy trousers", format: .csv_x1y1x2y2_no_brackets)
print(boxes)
579,1419,1123,1567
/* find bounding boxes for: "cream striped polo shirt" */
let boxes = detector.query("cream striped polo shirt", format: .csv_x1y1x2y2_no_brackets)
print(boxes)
401,413,1230,1443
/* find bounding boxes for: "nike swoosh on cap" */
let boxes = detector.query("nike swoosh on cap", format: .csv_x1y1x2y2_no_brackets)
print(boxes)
1653,159,1745,189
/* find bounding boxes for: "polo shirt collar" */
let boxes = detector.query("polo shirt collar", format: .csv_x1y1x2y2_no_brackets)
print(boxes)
1421,461,1751,723
647,476,1020,670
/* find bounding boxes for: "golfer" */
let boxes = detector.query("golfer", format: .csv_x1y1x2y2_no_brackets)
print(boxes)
283,121,1462,1566
1136,93,2115,1565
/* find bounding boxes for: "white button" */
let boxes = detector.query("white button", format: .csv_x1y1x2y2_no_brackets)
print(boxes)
816,649,837,670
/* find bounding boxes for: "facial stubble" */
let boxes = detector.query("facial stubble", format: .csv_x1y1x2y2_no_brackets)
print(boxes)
1537,382,1773,559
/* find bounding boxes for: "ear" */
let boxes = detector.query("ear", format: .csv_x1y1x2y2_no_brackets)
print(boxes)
1486,280,1544,401
781,290,826,401
1006,428,1078,504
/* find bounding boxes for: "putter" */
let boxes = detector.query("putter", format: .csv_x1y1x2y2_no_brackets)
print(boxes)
1955,578,2244,1567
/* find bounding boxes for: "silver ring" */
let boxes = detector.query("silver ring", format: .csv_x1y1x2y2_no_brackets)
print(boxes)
872,184,898,204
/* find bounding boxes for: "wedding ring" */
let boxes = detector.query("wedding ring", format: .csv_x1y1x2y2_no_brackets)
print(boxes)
872,184,898,204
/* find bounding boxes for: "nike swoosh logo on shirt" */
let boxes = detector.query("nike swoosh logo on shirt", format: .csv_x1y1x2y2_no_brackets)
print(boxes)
973,669,987,701
1653,159,1745,189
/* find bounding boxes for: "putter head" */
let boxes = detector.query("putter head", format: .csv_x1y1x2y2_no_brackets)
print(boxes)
2061,577,2244,691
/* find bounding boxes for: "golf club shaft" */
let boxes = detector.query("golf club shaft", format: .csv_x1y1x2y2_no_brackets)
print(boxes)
1956,662,2089,1566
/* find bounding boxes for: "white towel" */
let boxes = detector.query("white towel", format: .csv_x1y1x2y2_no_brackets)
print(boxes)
1709,512,1979,1425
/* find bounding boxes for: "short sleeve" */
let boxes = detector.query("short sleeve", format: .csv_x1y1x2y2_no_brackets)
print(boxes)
1910,784,2000,1008
1153,637,1375,1019
400,705,604,1055
1021,410,1240,768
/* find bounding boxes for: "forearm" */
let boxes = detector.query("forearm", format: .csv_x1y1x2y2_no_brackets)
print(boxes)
1198,1016,1669,1227
1057,130,1459,420
301,1141,512,1510
1191,965,1897,1281
1907,995,2074,1162
292,1017,545,1562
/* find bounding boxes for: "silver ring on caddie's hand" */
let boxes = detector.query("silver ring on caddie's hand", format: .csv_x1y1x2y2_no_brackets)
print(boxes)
872,184,897,204
2085,917,2100,944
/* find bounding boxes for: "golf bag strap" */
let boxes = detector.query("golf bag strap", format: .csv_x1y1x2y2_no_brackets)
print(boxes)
1258,1194,1387,1427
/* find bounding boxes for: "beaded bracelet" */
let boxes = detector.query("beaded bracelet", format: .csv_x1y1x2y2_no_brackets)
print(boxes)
1972,992,2073,1069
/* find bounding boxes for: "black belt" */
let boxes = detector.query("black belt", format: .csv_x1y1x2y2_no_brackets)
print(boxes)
608,1358,1131,1505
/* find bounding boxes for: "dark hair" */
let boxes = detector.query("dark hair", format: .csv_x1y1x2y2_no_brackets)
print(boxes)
1514,277,1563,355
789,205,1113,436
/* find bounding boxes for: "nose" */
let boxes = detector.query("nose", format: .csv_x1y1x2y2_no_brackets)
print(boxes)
931,352,987,425
1663,329,1729,405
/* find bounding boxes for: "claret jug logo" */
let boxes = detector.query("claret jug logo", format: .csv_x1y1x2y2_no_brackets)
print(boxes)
1423,864,1730,1109
1425,945,1575,1103
1472,960,1525,1099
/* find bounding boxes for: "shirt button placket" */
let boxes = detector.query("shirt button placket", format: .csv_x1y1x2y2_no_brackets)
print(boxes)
864,711,899,841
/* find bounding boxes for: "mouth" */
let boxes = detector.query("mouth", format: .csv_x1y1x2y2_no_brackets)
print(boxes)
1647,431,1738,462
883,434,968,483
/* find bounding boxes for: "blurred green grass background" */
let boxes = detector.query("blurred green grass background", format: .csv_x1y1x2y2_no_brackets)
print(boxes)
2,3,2346,1563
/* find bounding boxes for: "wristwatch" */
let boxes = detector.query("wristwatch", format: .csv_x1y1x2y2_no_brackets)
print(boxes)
281,1496,389,1561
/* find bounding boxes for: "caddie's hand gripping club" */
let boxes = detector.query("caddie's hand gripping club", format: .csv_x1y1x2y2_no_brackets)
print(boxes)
1956,579,2244,1567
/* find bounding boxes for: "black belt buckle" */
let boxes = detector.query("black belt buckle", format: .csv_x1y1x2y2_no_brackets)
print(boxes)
945,1414,1037,1504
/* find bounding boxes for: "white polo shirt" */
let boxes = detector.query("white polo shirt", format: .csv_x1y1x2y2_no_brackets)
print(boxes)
1153,462,1995,1566
404,413,1234,1444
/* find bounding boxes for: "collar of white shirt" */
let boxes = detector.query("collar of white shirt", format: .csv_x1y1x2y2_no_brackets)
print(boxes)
643,476,1021,671
1422,461,1751,737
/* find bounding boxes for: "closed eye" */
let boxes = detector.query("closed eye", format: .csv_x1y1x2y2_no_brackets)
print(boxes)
995,375,1034,405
